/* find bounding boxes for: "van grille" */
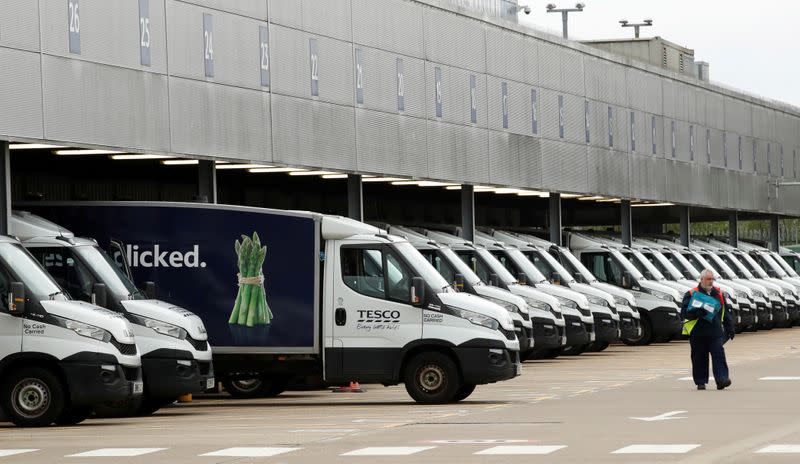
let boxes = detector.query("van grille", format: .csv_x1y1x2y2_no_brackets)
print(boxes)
111,337,137,356
187,336,209,352
500,327,517,341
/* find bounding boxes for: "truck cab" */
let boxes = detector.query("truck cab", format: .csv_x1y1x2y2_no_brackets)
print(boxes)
566,232,682,345
321,220,520,403
12,211,213,415
481,230,625,352
384,225,559,361
0,235,141,427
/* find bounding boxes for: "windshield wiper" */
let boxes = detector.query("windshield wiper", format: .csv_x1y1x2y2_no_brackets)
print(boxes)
48,291,64,300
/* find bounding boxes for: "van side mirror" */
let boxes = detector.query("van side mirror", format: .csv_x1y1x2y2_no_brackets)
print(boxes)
411,277,426,306
9,282,25,315
454,274,466,292
621,271,633,289
550,271,561,285
143,281,157,299
644,270,654,280
489,273,499,286
92,283,108,307
515,273,526,286
573,271,583,280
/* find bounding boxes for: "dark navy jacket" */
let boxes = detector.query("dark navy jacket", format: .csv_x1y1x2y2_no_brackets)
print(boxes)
681,286,735,338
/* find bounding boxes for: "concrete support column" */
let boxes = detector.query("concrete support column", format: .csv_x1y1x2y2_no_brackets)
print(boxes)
347,174,363,221
197,160,217,204
549,193,562,246
728,212,739,248
620,200,632,246
461,185,475,242
0,141,9,235
770,215,780,251
679,205,691,247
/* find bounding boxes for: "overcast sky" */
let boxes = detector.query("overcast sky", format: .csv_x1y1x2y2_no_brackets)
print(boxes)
517,0,800,108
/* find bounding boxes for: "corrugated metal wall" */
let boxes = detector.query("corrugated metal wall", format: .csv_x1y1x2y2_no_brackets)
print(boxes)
1,0,799,215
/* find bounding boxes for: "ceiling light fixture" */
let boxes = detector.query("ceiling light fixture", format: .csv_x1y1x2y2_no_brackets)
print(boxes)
9,144,66,150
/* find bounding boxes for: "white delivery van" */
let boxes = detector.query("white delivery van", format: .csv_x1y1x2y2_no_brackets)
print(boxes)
12,211,214,415
0,235,141,427
386,225,561,361
481,230,625,352
566,232,682,345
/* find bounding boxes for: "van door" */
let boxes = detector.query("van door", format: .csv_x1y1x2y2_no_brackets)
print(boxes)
0,265,23,354
331,242,422,382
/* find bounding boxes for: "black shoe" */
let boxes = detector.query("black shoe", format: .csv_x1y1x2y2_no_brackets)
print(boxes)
697,384,706,390
716,379,732,390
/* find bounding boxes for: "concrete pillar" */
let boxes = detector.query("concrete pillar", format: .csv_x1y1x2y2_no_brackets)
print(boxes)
0,141,9,235
549,193,562,246
620,200,632,246
197,160,217,203
770,215,780,251
461,185,475,242
679,205,691,247
347,174,363,221
728,212,738,248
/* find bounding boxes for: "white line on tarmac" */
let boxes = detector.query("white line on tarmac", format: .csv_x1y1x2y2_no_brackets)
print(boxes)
200,447,301,457
759,376,800,380
67,448,167,457
612,444,700,454
341,447,435,456
756,445,800,453
0,450,38,458
475,445,566,455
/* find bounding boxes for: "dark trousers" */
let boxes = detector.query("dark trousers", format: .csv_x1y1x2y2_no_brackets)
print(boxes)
690,335,729,385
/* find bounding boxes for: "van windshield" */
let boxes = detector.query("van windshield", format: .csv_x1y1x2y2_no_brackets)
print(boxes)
392,242,451,292
738,252,769,279
609,249,645,280
772,253,798,277
666,250,700,279
642,251,684,280
716,253,752,279
503,248,548,284
440,247,483,286
0,243,66,300
555,247,597,283
758,253,787,277
523,249,576,283
622,250,666,280
454,248,517,286
74,246,143,299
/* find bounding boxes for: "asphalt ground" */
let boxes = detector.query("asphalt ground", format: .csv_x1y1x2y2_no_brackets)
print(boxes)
3,328,800,463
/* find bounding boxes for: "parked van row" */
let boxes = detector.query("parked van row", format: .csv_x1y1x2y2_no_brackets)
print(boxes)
9,202,798,424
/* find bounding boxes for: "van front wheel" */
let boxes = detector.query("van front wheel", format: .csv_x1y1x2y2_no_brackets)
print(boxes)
1,367,66,427
404,352,461,404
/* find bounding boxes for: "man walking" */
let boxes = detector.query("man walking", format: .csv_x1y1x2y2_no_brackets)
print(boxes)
681,269,735,390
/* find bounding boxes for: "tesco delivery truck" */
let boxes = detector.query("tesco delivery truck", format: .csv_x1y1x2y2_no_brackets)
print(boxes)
23,202,521,404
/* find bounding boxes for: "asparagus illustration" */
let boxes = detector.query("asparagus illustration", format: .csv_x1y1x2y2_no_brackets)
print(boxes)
229,232,273,327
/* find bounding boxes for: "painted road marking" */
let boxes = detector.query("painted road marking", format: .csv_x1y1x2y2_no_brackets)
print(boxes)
756,445,800,453
0,450,38,458
200,447,301,457
679,377,712,381
630,410,688,422
429,439,530,445
67,448,167,457
475,445,566,455
341,447,435,456
612,444,700,454
760,376,800,380
290,429,359,433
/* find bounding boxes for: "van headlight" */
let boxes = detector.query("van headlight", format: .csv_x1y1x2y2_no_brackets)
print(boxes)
613,296,632,308
645,288,675,303
768,289,780,298
446,306,500,330
52,315,111,342
522,297,553,313
482,296,520,314
129,314,188,339
555,296,578,309
735,290,749,299
753,289,765,299
587,296,609,307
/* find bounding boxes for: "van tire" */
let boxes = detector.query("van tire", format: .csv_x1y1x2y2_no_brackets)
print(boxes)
588,341,609,352
1,367,66,427
55,406,92,426
622,313,652,346
404,352,461,404
223,378,265,398
451,384,476,402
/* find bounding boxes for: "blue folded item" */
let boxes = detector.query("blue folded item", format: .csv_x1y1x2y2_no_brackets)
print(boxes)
689,291,721,322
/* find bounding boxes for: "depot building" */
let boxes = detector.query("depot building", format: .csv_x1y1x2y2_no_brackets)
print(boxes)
0,0,798,246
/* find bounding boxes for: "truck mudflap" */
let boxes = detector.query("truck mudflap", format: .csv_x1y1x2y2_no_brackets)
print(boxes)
141,357,215,398
593,314,619,342
619,314,640,340
61,353,142,406
453,346,520,385
530,317,561,350
647,307,683,338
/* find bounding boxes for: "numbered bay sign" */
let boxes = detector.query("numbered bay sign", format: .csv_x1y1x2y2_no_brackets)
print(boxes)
259,26,270,88
309,38,319,97
203,13,214,77
68,0,80,54
139,0,151,66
